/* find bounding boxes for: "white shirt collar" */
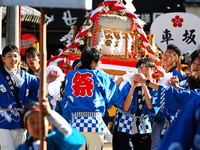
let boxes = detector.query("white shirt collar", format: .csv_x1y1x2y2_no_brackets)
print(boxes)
4,66,17,75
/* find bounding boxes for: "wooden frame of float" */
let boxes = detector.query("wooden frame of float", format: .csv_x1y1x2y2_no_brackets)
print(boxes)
63,51,140,75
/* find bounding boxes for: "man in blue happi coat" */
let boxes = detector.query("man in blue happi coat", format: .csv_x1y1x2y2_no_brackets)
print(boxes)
0,44,39,149
133,72,200,116
113,57,160,150
61,46,116,150
162,44,184,81
157,74,200,150
179,49,200,89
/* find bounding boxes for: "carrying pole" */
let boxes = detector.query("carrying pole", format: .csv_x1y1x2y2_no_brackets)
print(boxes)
39,7,47,150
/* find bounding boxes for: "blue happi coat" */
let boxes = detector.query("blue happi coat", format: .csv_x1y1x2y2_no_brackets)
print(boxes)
171,69,184,81
170,78,189,123
62,69,116,133
179,79,188,88
117,82,160,115
16,127,86,150
114,82,159,134
0,70,39,129
158,97,200,150
157,84,200,116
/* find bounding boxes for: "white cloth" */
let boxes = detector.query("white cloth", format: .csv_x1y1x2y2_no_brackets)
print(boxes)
103,128,112,142
46,65,65,110
46,111,72,138
158,72,173,85
32,140,40,150
0,128,26,150
4,66,24,87
119,71,138,91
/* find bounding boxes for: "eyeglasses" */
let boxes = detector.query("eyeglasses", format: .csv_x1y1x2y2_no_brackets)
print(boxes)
163,52,177,57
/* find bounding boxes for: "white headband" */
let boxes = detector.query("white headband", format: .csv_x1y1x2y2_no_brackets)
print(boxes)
138,63,147,68
74,61,81,70
23,108,39,123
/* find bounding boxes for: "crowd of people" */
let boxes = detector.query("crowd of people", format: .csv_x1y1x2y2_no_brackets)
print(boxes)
0,43,199,150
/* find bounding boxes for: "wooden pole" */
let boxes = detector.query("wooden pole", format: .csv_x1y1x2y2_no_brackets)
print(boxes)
39,7,47,150
133,23,137,55
178,57,181,72
125,34,128,58
148,33,153,46
71,25,77,42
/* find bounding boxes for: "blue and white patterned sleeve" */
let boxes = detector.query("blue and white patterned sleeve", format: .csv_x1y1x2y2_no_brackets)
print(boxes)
117,82,131,108
157,84,200,116
158,97,200,150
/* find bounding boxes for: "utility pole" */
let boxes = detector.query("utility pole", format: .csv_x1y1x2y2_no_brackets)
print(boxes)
6,6,19,48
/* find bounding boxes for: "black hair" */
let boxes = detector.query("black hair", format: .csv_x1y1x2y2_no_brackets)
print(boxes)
2,44,19,57
20,102,39,126
72,58,81,70
54,48,62,56
136,57,155,69
167,44,181,57
0,54,4,70
188,74,200,90
191,49,200,65
25,47,40,62
80,47,101,69
182,66,190,72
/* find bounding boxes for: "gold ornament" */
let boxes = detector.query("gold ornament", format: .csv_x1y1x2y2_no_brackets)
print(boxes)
139,47,145,52
134,30,139,35
81,36,85,40
114,41,119,47
139,52,145,57
130,31,134,35
86,32,92,38
137,34,140,39
103,6,109,13
78,40,85,46
105,32,110,36
120,11,126,16
133,55,137,59
138,39,143,45
69,48,73,51
147,46,153,52
86,19,92,26
105,40,112,46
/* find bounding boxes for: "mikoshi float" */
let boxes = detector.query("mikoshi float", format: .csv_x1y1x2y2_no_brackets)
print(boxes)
47,0,164,78
47,0,165,121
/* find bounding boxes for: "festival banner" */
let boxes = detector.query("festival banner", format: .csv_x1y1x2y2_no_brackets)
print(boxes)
150,12,200,54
